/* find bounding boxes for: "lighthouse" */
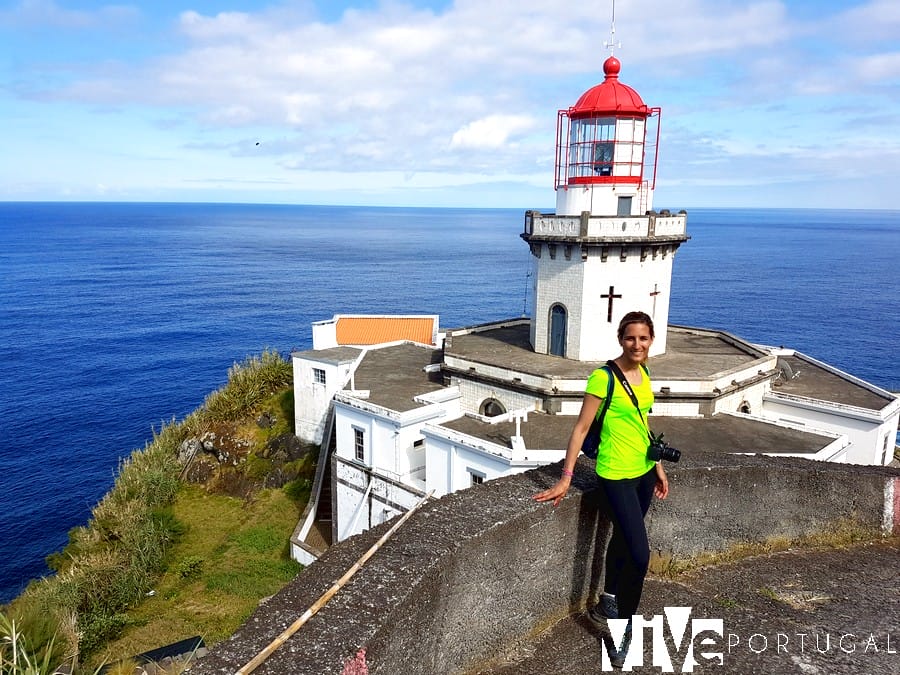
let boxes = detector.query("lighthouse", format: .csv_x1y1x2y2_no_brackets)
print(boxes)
522,55,689,361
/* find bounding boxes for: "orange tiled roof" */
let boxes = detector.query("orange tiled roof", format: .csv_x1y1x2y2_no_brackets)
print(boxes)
335,316,436,346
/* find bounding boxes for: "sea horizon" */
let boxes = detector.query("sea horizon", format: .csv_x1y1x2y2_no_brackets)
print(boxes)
6,199,900,214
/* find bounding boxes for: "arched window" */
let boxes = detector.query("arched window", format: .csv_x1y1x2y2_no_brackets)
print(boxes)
738,401,751,414
549,304,567,357
480,398,506,417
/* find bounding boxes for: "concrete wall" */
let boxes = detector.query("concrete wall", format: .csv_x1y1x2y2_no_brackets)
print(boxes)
190,453,900,675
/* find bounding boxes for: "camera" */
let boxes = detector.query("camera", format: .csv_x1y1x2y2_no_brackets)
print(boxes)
647,433,681,463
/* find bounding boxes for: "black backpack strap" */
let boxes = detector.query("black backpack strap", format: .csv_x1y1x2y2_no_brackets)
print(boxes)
597,364,615,423
580,365,614,457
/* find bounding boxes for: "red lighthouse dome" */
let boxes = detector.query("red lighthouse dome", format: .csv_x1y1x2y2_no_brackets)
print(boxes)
553,55,661,215
569,56,649,118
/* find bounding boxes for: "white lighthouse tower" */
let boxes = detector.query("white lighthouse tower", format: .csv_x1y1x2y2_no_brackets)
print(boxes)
523,55,688,360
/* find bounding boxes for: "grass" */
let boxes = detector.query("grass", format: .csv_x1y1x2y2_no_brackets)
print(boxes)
758,586,780,602
92,485,302,669
2,350,302,673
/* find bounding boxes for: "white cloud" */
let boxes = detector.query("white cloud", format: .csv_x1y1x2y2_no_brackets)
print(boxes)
857,52,900,83
450,115,535,149
828,0,900,43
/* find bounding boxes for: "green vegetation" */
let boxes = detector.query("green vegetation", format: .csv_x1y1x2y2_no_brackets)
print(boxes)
1,350,311,673
758,586,780,602
713,596,741,609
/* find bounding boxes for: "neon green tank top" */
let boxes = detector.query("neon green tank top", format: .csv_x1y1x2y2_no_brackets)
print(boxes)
585,366,655,480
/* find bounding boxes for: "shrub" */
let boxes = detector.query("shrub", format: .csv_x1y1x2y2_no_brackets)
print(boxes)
244,454,274,481
283,477,311,503
277,389,295,433
202,351,292,422
78,612,129,656
176,556,204,580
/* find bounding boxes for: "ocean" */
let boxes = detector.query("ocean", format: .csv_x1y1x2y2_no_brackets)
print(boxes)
0,203,898,604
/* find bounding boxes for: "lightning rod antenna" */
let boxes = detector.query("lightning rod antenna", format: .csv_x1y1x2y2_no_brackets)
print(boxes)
604,0,622,56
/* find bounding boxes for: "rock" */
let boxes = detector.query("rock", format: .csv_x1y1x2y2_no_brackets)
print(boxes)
257,412,276,428
266,433,308,462
201,431,217,452
178,438,202,464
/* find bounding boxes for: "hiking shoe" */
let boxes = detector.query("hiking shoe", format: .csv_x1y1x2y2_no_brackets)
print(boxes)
609,621,632,669
587,593,618,627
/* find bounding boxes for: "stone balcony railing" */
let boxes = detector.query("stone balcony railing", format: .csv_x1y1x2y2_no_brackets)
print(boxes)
522,210,688,243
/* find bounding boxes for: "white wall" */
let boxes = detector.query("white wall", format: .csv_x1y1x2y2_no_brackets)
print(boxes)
579,244,674,359
423,424,564,498
424,434,518,498
333,458,424,541
453,378,543,416
311,318,338,349
762,394,894,465
293,355,355,443
331,389,462,541
530,240,675,360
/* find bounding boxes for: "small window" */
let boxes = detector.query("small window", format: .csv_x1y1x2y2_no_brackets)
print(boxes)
313,368,326,385
738,401,751,414
469,469,485,486
353,428,365,462
413,438,425,448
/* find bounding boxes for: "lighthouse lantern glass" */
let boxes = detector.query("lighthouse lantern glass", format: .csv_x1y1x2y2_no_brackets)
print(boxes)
568,117,615,180
564,115,646,185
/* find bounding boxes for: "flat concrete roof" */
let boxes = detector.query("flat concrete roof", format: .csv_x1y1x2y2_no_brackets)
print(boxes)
346,342,444,413
444,321,895,412
445,322,767,381
441,411,834,456
292,345,362,364
651,414,836,455
310,321,892,451
774,354,893,412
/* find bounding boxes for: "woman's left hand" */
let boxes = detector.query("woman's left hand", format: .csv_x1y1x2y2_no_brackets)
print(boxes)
654,463,669,499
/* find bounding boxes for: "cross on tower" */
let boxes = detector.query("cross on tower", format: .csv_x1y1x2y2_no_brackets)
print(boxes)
649,284,661,317
601,286,622,322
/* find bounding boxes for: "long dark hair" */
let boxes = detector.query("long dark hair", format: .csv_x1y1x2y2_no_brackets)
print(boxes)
617,311,655,340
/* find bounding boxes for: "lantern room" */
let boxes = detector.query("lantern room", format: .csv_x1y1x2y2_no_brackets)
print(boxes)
554,56,660,217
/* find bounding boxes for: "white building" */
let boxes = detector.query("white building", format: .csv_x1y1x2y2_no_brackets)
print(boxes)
289,57,900,565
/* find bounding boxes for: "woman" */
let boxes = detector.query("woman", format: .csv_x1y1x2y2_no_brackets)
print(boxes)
534,310,669,668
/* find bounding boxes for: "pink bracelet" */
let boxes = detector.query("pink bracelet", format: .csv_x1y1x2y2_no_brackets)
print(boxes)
561,468,575,478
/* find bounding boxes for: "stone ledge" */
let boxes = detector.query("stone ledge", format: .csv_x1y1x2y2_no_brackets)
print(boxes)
188,453,900,675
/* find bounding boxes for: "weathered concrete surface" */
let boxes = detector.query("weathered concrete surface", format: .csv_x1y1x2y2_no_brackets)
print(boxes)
474,540,900,674
188,454,899,675
649,452,898,558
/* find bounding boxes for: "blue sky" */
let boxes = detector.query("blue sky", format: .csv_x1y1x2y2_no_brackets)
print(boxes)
2,0,899,209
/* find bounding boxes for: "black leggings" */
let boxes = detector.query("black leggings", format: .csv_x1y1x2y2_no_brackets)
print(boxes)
599,468,657,620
